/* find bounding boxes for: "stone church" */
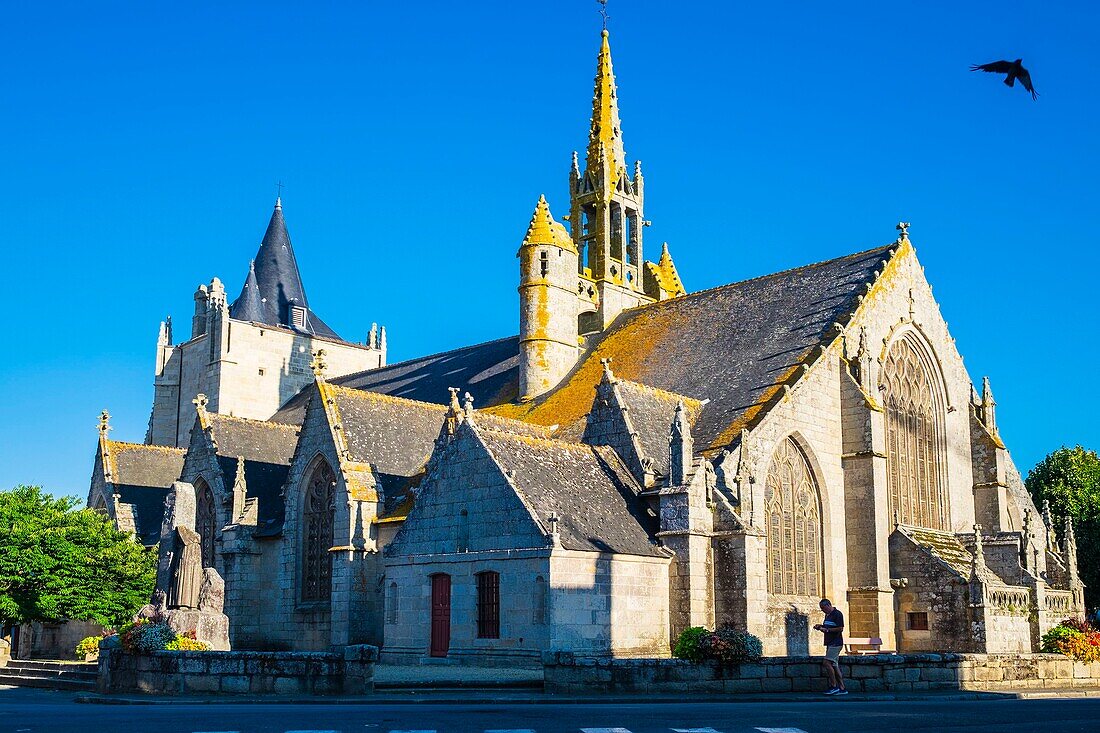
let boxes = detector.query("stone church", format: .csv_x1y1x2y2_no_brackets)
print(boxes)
88,29,1083,663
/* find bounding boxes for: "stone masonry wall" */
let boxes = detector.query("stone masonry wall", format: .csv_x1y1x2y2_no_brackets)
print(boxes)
150,319,382,449
543,652,1100,694
97,645,377,695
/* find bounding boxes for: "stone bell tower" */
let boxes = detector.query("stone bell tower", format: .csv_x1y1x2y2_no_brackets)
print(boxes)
516,29,687,401
569,29,655,333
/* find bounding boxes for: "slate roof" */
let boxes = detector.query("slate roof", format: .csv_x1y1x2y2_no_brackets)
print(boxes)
228,200,339,339
326,386,448,491
105,441,186,545
205,413,300,535
328,336,521,407
613,379,703,477
474,422,663,557
488,243,901,454
895,525,999,583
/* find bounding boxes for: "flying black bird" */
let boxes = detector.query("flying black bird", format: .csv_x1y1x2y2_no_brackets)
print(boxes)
971,59,1038,99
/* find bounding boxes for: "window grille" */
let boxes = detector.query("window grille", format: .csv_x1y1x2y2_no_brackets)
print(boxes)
301,460,336,603
764,437,822,597
476,571,500,639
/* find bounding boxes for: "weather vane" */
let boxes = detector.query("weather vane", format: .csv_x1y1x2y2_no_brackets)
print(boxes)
276,181,285,199
597,0,609,30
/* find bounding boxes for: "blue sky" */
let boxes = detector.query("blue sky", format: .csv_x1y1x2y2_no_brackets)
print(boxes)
1,1,1096,497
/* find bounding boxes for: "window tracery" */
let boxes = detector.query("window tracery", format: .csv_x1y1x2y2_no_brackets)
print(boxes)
881,336,949,530
301,460,336,603
765,437,822,597
195,479,217,569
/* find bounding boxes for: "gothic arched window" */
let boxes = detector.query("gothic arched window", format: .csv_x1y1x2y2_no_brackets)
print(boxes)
765,437,823,597
301,459,336,603
195,479,217,569
881,336,949,530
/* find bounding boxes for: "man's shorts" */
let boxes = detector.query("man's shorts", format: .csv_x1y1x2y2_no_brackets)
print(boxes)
824,645,842,667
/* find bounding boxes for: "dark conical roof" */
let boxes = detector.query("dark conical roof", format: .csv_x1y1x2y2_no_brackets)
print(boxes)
228,199,340,338
232,260,266,323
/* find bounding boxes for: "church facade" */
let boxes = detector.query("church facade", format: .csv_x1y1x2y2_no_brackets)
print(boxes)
88,29,1083,662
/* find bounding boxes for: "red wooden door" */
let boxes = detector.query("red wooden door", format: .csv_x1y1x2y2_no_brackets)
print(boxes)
429,574,451,657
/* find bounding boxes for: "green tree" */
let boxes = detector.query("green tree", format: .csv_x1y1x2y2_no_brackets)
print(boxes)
1026,446,1100,611
0,486,156,627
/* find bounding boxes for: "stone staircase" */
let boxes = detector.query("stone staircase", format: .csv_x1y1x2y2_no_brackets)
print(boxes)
0,660,98,691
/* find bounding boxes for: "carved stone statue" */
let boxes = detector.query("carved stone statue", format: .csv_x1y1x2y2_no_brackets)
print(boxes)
165,526,203,610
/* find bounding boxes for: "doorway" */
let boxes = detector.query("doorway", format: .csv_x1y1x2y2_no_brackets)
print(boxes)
429,574,451,657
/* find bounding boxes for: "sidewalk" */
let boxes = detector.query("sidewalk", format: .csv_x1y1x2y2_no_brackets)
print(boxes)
374,664,543,689
63,687,1100,706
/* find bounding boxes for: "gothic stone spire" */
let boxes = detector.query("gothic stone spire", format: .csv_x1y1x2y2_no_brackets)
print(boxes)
586,30,627,194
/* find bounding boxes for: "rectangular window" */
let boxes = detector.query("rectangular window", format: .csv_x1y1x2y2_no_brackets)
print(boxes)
476,571,500,639
907,611,929,631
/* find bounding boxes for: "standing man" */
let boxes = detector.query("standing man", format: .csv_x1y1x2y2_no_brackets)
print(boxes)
814,598,848,695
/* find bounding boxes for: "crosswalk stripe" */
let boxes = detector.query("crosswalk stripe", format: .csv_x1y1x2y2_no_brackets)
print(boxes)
755,728,809,733
581,729,634,733
485,730,537,733
673,729,724,733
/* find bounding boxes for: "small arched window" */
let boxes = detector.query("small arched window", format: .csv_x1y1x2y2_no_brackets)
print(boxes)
765,437,823,597
195,478,217,569
457,509,470,553
539,250,550,277
533,575,548,625
301,459,336,603
881,335,949,530
386,581,398,625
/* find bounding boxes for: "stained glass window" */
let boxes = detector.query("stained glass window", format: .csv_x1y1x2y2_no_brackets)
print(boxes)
301,460,336,603
882,336,948,530
195,479,217,569
765,437,822,597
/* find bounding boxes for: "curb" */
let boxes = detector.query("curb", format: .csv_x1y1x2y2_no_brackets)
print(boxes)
70,689,1100,706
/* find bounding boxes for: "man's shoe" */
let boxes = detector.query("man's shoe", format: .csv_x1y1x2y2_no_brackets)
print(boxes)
823,687,839,695
834,689,849,695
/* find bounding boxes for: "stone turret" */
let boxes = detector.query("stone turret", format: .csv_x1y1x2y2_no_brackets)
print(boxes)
518,195,579,400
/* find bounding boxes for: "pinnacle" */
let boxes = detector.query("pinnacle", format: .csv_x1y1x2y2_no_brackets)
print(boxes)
521,195,575,252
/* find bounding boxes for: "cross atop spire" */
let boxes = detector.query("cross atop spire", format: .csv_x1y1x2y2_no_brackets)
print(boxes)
586,29,627,192
228,198,340,339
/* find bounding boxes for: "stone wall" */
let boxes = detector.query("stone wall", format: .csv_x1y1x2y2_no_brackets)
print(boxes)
96,645,377,695
150,317,383,449
543,652,1100,694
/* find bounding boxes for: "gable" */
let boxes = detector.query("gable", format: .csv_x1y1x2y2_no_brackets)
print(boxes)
387,426,547,556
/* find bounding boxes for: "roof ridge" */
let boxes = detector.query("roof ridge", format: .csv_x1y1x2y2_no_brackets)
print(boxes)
207,412,301,432
615,377,704,406
476,423,591,452
335,334,519,380
327,382,449,412
109,441,187,454
619,242,900,321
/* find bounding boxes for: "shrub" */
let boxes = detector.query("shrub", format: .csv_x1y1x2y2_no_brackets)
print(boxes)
1042,620,1100,662
119,620,178,654
673,626,709,662
698,625,763,665
75,636,101,658
164,636,209,651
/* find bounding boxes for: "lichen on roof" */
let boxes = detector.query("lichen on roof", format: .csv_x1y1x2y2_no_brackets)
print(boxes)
488,243,900,456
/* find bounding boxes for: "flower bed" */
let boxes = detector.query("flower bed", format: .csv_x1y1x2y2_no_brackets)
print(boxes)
1041,617,1100,662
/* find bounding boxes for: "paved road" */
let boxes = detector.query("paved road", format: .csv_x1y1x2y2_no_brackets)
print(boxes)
1,689,1099,733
